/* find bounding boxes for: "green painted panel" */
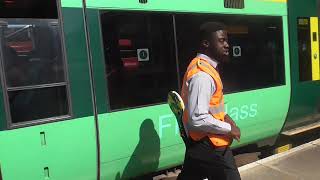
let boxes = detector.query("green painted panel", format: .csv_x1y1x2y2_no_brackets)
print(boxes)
99,105,178,163
0,86,6,130
0,117,97,180
285,82,320,130
100,144,185,180
283,16,292,87
61,0,83,8
85,9,109,113
288,0,317,17
225,87,290,148
285,0,320,130
98,86,290,178
0,128,44,180
86,0,287,15
41,118,97,180
61,7,94,118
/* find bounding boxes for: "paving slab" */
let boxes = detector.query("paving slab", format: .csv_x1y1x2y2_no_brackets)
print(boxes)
263,145,320,180
161,139,320,180
240,140,320,180
311,138,320,146
240,164,299,180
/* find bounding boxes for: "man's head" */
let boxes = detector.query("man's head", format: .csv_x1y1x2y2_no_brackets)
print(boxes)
199,22,230,63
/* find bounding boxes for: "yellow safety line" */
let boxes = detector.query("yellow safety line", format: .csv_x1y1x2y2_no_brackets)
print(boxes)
310,17,320,80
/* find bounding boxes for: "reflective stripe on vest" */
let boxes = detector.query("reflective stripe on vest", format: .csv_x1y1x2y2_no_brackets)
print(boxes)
182,57,231,147
209,102,225,114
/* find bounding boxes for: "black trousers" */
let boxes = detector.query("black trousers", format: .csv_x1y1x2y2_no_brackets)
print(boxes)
177,138,241,180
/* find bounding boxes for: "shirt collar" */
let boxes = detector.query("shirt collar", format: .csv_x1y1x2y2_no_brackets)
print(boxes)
196,53,218,68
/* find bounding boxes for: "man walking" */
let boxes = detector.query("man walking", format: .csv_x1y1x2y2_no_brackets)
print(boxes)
177,22,241,180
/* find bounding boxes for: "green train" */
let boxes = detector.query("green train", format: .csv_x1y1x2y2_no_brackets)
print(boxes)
0,0,319,179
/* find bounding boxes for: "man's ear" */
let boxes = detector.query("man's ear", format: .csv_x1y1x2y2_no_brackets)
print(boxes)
201,39,210,48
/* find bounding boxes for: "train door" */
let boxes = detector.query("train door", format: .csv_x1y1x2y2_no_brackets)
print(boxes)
0,1,98,180
297,17,320,81
82,2,184,177
283,0,320,134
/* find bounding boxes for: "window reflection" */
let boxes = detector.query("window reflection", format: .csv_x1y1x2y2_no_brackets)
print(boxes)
176,15,285,93
100,12,178,110
3,19,65,87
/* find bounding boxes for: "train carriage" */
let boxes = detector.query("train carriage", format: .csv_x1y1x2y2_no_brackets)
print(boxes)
0,0,319,179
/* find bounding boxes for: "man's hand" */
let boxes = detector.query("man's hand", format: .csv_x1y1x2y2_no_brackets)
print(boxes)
229,125,241,142
225,114,241,142
225,114,236,127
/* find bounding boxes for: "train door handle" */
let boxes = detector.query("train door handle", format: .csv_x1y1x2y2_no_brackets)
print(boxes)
314,54,318,59
44,167,50,179
40,132,46,146
0,163,2,180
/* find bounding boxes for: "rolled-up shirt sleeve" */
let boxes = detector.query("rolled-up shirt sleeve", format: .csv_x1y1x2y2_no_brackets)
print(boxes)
187,72,231,135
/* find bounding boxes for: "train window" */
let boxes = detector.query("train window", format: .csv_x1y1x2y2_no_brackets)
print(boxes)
0,2,70,126
100,12,178,110
297,17,320,81
297,18,312,81
175,15,285,93
8,86,68,123
0,0,58,18
2,20,65,87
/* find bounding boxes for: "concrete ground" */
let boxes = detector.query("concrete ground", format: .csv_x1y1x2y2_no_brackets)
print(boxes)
240,138,320,180
156,139,320,180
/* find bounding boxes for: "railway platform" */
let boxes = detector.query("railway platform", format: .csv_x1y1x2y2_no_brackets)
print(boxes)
239,138,320,180
158,138,320,180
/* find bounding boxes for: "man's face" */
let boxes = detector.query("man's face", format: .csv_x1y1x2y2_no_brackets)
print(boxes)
209,30,230,62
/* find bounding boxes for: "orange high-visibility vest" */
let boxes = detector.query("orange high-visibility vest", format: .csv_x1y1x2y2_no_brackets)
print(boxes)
181,57,231,147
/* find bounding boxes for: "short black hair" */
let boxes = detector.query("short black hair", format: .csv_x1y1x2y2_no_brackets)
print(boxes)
199,22,226,42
